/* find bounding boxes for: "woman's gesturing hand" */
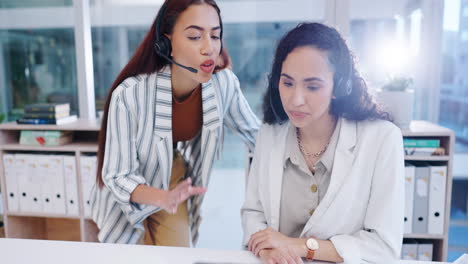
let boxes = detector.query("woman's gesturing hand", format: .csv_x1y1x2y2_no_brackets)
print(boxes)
161,177,207,214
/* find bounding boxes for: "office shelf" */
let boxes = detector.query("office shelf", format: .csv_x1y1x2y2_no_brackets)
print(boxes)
0,119,100,242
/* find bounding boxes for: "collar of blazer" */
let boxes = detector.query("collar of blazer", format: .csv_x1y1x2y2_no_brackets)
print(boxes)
267,117,358,234
153,65,222,140
153,65,222,188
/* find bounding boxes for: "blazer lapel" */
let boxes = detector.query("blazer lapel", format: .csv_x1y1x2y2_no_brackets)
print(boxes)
268,123,290,230
154,66,173,190
300,118,357,237
200,79,221,187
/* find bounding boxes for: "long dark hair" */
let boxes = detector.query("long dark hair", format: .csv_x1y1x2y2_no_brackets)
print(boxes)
96,0,230,188
263,22,391,124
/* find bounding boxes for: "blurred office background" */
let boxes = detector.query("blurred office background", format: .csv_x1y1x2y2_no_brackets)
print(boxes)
0,0,467,260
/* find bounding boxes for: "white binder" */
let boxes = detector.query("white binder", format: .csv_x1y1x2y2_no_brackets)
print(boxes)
38,155,53,214
26,154,43,213
428,165,447,235
3,154,20,212
63,155,79,216
80,155,97,218
49,155,67,214
37,155,67,215
15,154,32,212
401,243,418,260
404,164,415,234
417,243,433,261
413,164,430,234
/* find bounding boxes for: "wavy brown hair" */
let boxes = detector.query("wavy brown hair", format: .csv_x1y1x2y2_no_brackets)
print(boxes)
263,22,391,125
96,0,230,188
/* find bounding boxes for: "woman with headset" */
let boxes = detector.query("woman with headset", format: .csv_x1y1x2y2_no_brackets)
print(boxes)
241,23,404,264
91,0,259,246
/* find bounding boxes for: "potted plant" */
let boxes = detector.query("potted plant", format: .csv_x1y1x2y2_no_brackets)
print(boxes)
376,77,414,130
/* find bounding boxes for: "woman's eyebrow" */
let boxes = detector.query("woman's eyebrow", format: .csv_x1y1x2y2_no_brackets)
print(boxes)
303,77,324,82
281,73,324,83
184,25,221,31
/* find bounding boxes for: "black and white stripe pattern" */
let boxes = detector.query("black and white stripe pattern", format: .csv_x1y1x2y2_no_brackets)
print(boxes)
91,66,260,244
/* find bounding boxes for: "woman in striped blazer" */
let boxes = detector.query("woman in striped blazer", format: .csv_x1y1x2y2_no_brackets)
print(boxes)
91,0,260,246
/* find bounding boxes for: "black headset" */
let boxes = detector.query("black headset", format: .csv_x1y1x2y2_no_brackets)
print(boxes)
153,0,223,73
333,47,353,97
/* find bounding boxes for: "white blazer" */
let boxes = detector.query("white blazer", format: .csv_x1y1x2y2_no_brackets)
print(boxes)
241,118,405,264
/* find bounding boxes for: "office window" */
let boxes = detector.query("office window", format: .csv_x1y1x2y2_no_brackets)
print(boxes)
440,0,468,261
90,1,159,110
440,0,468,152
0,6,78,121
216,0,325,168
0,0,72,8
463,5,468,16
348,0,424,117
92,26,147,110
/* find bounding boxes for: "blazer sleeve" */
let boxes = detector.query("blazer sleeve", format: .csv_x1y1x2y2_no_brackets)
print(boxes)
330,125,405,264
241,125,269,247
222,70,260,152
101,86,147,209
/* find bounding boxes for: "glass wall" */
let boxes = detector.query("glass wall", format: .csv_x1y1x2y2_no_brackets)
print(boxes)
348,0,422,117
89,1,160,110
0,5,78,120
440,0,468,152
440,0,468,260
0,0,72,8
91,26,147,110
217,21,300,168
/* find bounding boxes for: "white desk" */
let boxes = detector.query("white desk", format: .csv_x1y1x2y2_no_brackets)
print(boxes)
0,238,449,264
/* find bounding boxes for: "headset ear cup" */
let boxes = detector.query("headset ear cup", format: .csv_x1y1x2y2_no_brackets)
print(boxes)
345,79,352,95
158,35,172,57
333,78,352,98
333,78,343,98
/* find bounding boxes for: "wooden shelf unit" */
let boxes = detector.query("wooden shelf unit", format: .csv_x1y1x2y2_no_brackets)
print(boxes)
0,118,100,242
402,120,455,262
0,119,456,258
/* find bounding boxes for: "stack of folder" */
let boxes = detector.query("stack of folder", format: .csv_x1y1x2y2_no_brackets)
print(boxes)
401,242,433,261
2,153,97,217
17,103,77,125
404,162,447,235
404,138,445,156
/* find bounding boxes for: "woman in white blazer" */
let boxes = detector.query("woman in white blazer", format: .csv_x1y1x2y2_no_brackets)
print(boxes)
242,23,404,264
92,0,259,246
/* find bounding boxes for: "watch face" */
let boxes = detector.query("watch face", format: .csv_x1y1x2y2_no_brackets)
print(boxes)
306,238,319,250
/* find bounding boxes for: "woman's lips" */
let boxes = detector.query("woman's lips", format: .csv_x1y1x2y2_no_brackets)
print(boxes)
200,59,214,73
290,111,308,119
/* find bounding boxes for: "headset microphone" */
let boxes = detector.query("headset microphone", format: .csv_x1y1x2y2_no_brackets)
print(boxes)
155,43,198,73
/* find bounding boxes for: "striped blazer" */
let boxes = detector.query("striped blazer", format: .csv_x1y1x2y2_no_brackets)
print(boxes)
91,66,260,244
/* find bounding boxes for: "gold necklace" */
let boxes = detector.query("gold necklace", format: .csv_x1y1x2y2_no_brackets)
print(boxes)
296,128,329,158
